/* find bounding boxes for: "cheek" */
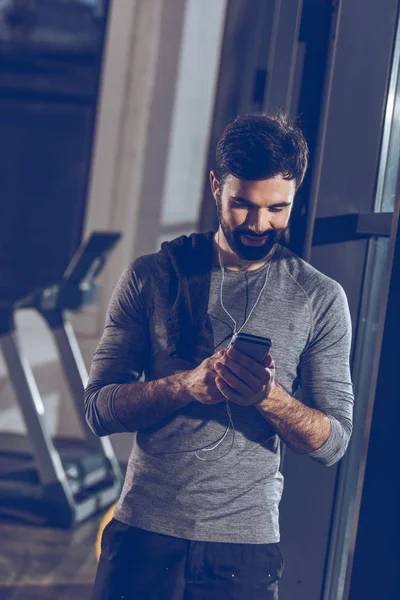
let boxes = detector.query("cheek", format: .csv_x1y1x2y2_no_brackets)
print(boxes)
274,211,291,228
230,208,248,227
279,215,290,226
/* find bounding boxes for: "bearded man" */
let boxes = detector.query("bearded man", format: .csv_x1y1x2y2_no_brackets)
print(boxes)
86,112,354,600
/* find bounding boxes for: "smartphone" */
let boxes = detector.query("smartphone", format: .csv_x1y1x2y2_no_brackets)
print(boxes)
231,333,272,364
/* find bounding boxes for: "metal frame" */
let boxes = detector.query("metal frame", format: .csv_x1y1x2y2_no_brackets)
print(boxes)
322,6,400,597
346,169,400,599
0,308,73,490
40,309,121,483
312,212,393,245
322,195,400,600
301,0,343,263
263,0,303,113
0,304,122,528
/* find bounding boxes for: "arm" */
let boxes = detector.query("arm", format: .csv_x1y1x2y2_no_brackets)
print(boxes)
214,283,354,467
258,283,354,466
294,283,354,466
84,261,155,436
111,352,228,432
214,349,333,456
111,375,192,433
255,382,332,454
87,359,226,437
85,263,225,436
86,372,194,437
85,263,191,436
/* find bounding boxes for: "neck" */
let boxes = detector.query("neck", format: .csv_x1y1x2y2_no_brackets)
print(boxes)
213,229,275,272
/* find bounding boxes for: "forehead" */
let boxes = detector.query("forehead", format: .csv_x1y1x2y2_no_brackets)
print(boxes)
223,175,296,205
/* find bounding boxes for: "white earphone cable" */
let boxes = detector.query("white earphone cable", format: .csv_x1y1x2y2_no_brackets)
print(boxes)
146,230,271,461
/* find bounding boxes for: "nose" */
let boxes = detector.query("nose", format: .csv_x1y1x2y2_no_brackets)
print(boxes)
246,208,272,234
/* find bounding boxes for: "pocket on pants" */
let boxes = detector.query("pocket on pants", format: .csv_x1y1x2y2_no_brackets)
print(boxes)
260,544,285,585
242,542,284,586
100,518,132,560
202,541,285,587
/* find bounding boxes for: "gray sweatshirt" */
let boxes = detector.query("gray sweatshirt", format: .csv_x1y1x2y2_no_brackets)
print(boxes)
85,244,354,543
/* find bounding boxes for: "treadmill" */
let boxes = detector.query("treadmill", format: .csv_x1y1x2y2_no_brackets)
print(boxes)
0,232,123,527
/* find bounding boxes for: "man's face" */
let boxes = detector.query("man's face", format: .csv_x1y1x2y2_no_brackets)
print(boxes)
211,173,296,262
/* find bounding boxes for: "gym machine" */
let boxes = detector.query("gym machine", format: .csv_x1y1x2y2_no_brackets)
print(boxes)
0,232,124,527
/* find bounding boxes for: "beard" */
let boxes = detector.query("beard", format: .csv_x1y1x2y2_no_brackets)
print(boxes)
217,203,285,261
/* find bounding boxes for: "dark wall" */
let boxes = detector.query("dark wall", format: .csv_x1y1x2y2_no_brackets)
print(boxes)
0,1,110,302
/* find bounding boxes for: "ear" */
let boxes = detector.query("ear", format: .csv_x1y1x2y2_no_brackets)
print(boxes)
210,171,221,202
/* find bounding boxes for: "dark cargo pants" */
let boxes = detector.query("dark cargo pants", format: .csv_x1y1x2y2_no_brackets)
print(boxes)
91,518,284,600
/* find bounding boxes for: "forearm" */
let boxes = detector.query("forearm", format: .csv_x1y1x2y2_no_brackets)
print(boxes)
256,381,331,454
85,372,193,436
113,372,193,432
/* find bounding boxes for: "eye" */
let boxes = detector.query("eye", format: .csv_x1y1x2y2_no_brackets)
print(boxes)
231,200,248,208
268,207,284,213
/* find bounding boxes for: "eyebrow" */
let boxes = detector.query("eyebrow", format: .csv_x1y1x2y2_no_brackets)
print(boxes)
230,196,292,208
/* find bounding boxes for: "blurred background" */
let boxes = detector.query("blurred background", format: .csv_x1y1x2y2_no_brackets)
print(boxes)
0,0,399,598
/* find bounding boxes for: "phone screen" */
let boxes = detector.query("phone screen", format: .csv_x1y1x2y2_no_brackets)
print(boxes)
232,335,272,364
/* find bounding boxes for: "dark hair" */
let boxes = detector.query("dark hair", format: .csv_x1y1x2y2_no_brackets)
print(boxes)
215,111,309,190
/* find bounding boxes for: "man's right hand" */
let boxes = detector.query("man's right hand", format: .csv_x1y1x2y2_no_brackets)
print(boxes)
180,350,228,405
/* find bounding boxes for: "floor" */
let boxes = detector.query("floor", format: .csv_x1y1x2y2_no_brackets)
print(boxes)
0,511,104,599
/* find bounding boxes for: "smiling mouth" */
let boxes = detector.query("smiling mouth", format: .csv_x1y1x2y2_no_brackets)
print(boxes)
240,234,268,245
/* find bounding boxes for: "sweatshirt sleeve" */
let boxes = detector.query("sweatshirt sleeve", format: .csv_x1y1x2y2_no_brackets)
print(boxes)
299,281,354,467
84,262,151,436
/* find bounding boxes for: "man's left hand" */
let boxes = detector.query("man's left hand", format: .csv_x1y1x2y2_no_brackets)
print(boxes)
213,346,275,407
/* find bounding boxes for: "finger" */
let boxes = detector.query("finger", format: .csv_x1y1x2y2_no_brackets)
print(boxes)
210,349,227,367
263,354,274,368
227,347,271,382
227,346,269,377
215,376,243,403
263,358,275,379
214,362,252,396
216,356,264,392
265,365,275,384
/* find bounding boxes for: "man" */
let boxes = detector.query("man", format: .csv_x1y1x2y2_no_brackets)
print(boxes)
86,112,354,600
